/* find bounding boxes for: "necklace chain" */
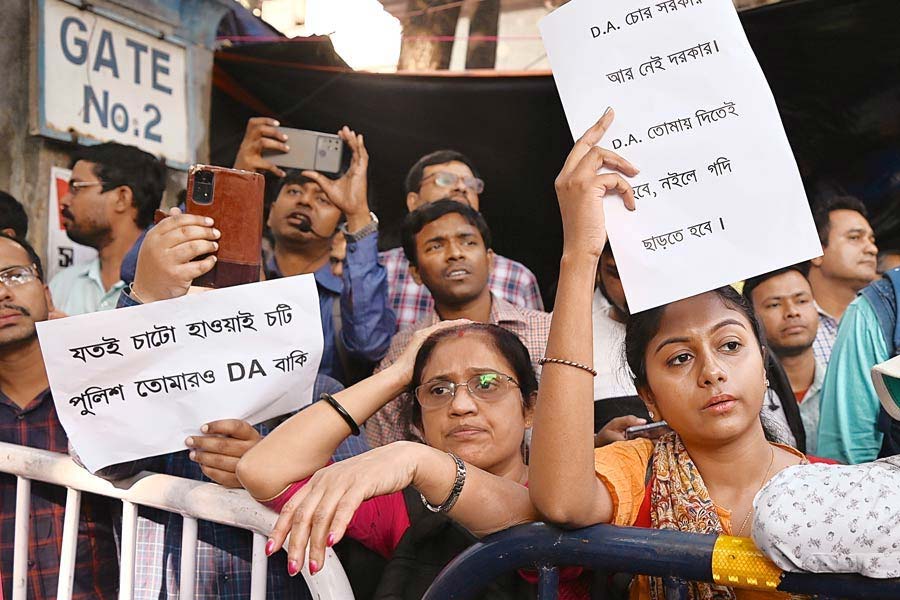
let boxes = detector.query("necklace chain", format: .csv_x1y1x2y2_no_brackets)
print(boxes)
735,446,776,537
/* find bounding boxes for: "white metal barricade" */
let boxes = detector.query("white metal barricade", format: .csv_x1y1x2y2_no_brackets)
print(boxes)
0,441,354,600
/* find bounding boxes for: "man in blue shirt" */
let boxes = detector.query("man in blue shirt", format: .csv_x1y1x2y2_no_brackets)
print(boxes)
234,119,395,384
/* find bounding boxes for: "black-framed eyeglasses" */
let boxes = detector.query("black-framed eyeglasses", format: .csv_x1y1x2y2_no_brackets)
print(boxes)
420,171,485,194
0,264,39,288
414,372,519,409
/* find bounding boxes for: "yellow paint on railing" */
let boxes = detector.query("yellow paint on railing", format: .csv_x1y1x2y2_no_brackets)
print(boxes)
711,536,783,591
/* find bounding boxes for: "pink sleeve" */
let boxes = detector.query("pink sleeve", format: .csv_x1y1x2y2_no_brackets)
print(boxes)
261,470,411,560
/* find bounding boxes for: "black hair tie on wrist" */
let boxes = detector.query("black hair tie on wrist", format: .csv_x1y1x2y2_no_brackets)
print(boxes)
320,393,361,436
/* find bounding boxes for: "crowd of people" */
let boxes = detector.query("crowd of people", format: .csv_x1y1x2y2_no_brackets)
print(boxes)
1,107,899,600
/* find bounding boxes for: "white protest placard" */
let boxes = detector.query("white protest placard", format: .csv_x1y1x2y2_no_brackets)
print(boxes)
540,0,822,312
36,276,324,473
45,167,98,282
38,0,191,166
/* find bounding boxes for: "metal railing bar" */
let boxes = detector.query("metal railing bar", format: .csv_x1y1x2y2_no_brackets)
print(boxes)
119,501,139,600
0,441,277,535
56,488,82,600
12,476,31,600
180,516,199,600
537,565,559,600
250,532,269,599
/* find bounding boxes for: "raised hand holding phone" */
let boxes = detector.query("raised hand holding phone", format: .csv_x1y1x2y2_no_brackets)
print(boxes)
300,126,373,233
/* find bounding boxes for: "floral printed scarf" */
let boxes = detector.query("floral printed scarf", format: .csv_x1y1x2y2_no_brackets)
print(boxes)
647,432,736,600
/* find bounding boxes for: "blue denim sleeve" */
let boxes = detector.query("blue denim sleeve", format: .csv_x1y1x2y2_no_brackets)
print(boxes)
339,232,397,362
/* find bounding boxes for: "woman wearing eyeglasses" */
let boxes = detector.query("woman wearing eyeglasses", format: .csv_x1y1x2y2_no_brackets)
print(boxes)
237,319,590,598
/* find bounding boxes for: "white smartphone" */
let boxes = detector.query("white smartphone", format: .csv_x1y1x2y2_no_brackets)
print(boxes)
263,127,348,176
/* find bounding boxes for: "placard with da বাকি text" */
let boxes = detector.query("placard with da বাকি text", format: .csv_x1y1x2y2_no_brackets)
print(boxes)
540,0,822,312
35,276,324,473
38,0,191,166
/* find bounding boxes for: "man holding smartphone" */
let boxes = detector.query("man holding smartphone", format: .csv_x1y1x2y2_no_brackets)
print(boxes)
232,118,395,384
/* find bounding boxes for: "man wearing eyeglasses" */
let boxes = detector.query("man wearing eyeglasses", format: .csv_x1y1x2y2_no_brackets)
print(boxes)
380,150,544,330
0,233,119,599
49,143,165,316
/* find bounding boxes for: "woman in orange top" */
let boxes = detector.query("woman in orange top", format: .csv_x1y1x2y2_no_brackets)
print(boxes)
528,108,808,600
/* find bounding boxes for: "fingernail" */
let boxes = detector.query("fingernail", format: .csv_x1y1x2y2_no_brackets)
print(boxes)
204,217,214,226
273,120,280,127
265,539,275,556
287,560,299,576
212,228,221,237
211,256,218,262
188,451,196,461
212,242,219,250
201,424,209,433
284,145,290,151
309,560,319,575
603,106,612,116
326,532,335,547
185,437,194,447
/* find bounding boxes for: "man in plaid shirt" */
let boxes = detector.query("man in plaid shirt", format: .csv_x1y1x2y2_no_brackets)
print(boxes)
380,150,544,330
0,233,118,599
366,201,550,447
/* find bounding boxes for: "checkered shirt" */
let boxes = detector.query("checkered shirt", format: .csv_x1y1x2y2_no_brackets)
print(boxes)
379,247,544,330
812,304,839,365
0,389,119,600
364,294,551,447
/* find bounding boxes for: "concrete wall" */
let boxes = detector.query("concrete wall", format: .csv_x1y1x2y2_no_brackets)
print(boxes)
0,0,231,264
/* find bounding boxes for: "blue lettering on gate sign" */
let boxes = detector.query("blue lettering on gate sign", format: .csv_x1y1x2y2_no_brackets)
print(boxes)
92,30,120,78
60,16,87,65
60,16,173,144
151,49,172,95
125,39,148,85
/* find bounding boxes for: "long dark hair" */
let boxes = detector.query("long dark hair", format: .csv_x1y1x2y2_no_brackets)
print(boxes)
409,323,537,427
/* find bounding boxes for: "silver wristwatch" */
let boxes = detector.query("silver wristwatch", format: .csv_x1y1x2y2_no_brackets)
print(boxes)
340,211,379,242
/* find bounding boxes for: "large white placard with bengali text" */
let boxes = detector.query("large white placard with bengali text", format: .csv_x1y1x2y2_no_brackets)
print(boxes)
36,276,323,473
540,0,822,312
39,0,191,165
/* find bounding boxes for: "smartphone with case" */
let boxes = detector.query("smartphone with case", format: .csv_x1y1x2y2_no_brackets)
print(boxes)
263,127,350,177
185,165,264,288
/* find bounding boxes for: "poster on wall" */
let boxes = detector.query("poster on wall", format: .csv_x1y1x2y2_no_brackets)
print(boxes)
46,167,98,282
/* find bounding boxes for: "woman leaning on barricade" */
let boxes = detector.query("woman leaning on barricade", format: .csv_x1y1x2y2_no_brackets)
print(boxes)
236,318,597,598
527,108,833,600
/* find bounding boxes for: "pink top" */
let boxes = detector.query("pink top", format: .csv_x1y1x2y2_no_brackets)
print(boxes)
265,477,410,559
264,472,590,599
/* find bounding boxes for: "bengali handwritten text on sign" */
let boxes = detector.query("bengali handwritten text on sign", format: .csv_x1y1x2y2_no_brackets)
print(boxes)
36,276,323,473
540,0,822,311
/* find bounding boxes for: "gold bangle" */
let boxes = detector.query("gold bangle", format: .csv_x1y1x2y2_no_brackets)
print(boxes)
129,283,148,304
538,357,597,377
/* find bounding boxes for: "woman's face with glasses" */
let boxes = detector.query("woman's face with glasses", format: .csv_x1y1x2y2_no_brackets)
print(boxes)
415,332,531,475
410,161,482,211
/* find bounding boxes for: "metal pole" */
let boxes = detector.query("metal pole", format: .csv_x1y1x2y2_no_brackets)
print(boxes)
250,533,269,599
179,516,199,600
11,476,31,600
56,488,82,600
118,501,139,600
